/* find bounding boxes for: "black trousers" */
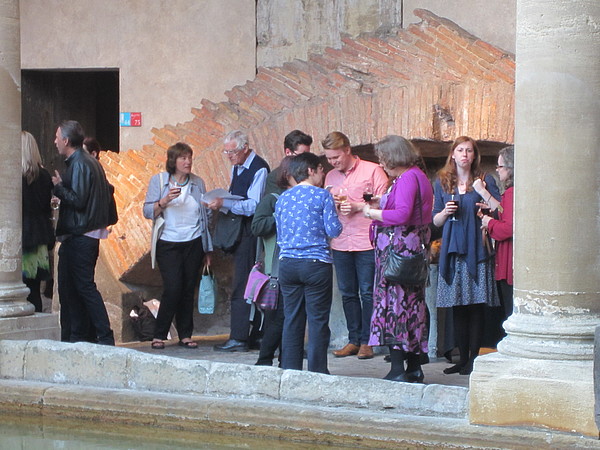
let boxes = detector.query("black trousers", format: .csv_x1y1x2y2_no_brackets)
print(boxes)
230,220,259,341
58,235,114,345
155,236,205,340
256,293,285,365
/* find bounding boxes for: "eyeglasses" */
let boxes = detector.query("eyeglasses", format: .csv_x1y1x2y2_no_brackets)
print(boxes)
223,148,243,155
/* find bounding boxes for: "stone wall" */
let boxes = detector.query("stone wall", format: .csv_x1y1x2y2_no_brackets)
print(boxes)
257,0,516,67
103,9,515,285
20,0,256,154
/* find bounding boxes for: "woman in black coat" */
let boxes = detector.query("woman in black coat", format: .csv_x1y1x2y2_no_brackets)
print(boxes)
22,131,55,312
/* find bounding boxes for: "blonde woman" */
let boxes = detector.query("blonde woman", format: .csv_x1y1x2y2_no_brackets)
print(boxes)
22,131,55,312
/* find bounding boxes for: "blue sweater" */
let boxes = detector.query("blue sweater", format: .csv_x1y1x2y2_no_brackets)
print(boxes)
275,184,342,263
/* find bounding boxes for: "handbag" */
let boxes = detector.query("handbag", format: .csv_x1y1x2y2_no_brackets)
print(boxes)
213,210,244,253
244,238,279,329
383,175,429,285
198,264,216,314
130,303,156,341
383,246,429,285
150,173,166,269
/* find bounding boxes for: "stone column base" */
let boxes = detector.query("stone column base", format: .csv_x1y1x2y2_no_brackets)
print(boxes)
0,313,60,341
469,352,598,437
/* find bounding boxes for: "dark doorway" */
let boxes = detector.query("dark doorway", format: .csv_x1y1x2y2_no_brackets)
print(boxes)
21,70,119,174
320,140,505,182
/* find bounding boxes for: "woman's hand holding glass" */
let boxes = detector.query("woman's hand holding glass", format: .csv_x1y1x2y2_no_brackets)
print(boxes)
480,214,492,229
446,194,459,221
160,186,181,208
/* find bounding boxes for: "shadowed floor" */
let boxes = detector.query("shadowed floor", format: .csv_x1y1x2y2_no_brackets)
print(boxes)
120,334,473,388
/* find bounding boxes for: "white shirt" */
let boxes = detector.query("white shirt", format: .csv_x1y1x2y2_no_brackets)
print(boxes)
160,183,203,242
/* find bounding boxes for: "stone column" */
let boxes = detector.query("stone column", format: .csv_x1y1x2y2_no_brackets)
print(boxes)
470,0,600,436
0,0,33,318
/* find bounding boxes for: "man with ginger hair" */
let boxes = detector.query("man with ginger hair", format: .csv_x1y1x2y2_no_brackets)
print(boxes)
322,131,388,360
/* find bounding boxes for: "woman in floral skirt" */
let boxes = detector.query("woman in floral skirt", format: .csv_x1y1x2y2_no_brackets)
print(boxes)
362,135,433,383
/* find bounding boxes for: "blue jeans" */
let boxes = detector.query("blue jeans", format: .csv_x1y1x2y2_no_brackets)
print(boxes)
57,235,114,345
332,249,375,346
279,258,333,374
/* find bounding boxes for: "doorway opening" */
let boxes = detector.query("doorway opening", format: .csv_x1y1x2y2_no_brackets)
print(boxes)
21,69,119,174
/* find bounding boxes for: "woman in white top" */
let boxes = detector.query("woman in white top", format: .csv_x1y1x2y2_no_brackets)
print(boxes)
143,142,212,349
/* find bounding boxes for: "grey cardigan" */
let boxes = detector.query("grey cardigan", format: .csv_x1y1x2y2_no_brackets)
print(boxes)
143,171,213,252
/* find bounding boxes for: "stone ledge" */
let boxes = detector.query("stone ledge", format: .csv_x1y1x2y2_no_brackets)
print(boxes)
0,313,59,341
0,379,597,449
0,340,469,418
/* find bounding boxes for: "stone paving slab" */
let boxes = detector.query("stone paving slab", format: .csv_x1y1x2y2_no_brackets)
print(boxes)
120,334,471,389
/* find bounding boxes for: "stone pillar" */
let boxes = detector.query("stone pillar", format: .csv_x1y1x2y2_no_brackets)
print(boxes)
0,0,33,318
470,0,600,436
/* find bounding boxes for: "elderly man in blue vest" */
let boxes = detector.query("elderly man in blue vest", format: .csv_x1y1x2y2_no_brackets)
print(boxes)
207,130,270,352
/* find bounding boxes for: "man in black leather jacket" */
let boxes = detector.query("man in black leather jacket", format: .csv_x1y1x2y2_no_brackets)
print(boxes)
52,120,116,345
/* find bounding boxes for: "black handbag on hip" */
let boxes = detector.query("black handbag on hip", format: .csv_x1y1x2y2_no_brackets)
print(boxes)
383,246,429,285
213,210,244,253
383,176,429,285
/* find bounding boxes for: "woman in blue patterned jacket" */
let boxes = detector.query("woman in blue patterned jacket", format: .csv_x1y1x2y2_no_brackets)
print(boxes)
275,153,342,374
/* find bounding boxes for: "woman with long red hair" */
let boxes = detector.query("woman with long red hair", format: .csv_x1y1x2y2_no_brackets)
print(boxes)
432,136,501,375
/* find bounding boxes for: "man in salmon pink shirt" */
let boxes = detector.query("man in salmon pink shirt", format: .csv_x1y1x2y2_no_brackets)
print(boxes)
322,131,388,360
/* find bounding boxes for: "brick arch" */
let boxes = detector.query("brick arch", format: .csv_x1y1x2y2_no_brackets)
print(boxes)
102,9,514,281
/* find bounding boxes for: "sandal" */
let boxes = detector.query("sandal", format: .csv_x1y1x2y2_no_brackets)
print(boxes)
178,340,198,349
151,340,165,350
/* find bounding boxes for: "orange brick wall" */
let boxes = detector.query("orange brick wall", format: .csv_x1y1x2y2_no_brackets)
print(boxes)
101,9,515,282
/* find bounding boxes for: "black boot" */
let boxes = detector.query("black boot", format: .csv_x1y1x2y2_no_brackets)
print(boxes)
405,352,424,383
384,347,409,382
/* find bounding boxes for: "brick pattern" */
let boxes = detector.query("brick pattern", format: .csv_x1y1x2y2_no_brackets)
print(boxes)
101,9,515,280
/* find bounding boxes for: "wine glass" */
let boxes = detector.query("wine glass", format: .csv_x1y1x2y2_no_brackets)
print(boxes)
336,186,348,203
362,183,373,202
448,194,459,222
50,196,60,222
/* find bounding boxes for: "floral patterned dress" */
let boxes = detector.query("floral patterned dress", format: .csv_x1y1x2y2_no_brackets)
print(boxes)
368,172,431,354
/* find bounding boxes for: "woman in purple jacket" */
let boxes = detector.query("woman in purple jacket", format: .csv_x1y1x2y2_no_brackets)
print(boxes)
362,136,433,383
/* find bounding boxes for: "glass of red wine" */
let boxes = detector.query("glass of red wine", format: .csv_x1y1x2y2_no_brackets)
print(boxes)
480,205,492,217
362,183,373,202
448,194,459,221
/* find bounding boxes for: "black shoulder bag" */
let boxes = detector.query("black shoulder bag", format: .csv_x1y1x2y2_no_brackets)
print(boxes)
383,176,429,285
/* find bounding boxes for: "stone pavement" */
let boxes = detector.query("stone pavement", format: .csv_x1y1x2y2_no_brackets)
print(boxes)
120,334,472,389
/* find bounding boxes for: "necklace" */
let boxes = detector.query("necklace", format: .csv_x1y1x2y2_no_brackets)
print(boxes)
171,175,190,187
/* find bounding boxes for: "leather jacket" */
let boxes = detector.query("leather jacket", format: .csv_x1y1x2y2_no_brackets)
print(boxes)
54,148,116,237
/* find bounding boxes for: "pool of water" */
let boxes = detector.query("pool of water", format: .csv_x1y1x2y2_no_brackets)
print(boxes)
0,415,341,449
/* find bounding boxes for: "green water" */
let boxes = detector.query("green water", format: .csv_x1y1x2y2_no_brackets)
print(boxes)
0,416,340,449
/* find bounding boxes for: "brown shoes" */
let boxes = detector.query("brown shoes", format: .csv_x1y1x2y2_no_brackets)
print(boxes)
332,343,360,357
357,344,374,360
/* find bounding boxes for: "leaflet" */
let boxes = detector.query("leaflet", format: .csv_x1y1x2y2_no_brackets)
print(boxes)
202,188,243,203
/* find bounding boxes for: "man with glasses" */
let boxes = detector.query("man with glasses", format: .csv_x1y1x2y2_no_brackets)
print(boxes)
264,129,313,195
207,130,269,352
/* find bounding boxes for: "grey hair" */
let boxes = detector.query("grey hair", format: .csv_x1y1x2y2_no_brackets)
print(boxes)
375,135,419,169
223,130,249,150
499,145,514,188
